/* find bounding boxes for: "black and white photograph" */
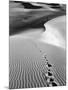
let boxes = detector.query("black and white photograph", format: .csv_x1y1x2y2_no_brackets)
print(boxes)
9,0,66,89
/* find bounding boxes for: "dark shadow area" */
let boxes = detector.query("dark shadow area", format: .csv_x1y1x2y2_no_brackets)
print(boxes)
9,1,66,36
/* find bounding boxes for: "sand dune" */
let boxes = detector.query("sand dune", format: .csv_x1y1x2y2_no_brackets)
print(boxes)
9,1,66,89
9,33,66,89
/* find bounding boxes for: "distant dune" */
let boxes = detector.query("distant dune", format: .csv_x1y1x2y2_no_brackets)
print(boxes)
9,1,66,35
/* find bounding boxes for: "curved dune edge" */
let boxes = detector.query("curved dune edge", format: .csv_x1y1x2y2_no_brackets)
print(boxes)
37,16,66,50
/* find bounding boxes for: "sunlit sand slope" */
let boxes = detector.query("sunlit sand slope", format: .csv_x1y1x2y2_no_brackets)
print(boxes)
9,35,66,89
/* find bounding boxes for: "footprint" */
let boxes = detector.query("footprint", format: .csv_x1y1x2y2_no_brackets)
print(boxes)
49,78,54,82
48,72,52,76
47,62,52,67
51,82,58,86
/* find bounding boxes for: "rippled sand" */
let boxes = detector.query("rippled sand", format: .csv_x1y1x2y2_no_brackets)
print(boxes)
9,33,66,89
